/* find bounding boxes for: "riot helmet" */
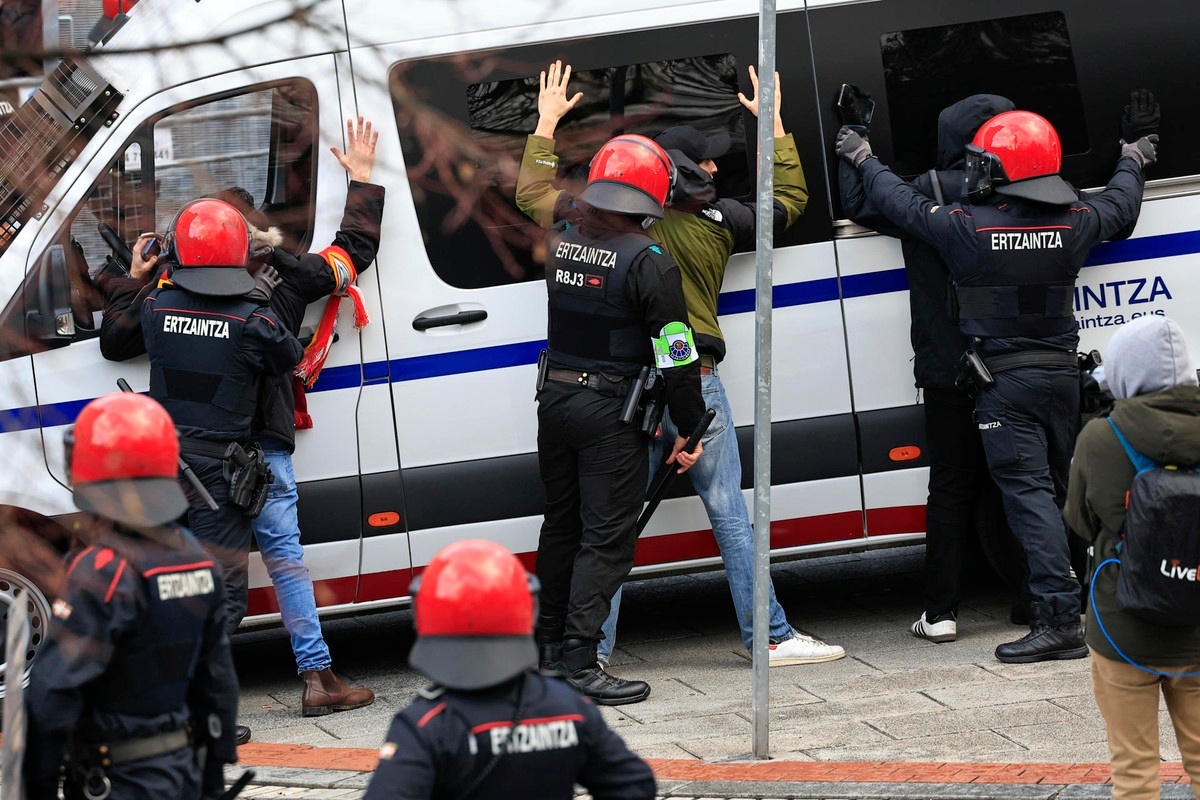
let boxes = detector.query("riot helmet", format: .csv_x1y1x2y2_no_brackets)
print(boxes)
66,392,188,528
964,111,1076,205
407,539,538,690
166,198,256,296
579,134,675,220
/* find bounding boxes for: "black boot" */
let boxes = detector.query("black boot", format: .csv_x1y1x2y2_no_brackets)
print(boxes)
235,724,252,745
995,621,1088,663
560,638,650,706
538,642,565,678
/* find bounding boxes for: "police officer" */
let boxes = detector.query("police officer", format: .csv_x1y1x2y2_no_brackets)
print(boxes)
24,392,239,800
835,106,1157,663
534,134,705,705
140,197,302,627
141,198,302,742
365,539,656,800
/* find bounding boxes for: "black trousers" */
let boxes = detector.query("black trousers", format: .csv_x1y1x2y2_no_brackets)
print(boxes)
922,386,994,620
974,365,1081,627
184,454,252,635
534,380,648,645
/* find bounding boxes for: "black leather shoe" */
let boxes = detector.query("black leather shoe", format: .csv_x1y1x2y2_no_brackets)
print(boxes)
566,664,651,706
538,643,566,678
235,724,252,745
995,622,1088,663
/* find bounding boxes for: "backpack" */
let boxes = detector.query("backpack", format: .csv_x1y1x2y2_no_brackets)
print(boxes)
1107,417,1200,627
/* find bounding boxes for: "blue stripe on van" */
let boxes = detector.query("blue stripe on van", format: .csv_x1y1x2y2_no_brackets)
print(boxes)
8,228,1200,431
1083,230,1200,268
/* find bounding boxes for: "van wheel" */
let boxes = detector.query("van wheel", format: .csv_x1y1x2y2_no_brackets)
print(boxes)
0,568,53,702
974,482,1024,593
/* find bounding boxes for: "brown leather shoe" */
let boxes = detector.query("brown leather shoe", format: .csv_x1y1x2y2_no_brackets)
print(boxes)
301,668,375,717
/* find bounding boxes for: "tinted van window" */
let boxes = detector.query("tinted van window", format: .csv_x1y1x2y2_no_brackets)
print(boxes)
396,54,746,289
881,11,1086,177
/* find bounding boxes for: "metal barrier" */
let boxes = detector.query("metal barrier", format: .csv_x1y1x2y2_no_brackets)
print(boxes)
2,587,30,800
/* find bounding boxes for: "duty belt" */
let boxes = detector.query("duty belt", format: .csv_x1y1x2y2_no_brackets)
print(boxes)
179,437,239,460
983,350,1078,374
545,368,633,397
80,727,191,767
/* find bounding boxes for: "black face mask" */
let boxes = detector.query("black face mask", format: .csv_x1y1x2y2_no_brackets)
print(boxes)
963,144,1008,202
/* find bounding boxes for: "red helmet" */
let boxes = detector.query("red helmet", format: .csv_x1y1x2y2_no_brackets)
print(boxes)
167,198,255,296
965,110,1076,205
66,393,188,528
579,134,675,220
408,539,537,689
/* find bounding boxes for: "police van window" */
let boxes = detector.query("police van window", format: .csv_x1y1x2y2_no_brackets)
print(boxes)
881,12,1087,178
0,79,317,362
394,54,746,290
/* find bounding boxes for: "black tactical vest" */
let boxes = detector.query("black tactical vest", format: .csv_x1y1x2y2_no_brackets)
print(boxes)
954,203,1079,339
143,285,261,443
545,226,653,377
90,529,222,716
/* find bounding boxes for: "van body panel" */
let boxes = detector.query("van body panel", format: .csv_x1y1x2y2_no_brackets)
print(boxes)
2,0,1198,629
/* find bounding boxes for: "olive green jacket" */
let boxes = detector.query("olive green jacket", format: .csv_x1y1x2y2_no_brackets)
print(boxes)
1065,385,1200,664
516,133,808,361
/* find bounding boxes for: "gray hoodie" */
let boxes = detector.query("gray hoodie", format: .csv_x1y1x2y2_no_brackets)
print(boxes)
1065,315,1200,663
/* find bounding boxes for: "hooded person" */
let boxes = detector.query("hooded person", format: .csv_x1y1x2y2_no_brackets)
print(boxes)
839,94,1022,644
363,539,656,800
1065,315,1200,800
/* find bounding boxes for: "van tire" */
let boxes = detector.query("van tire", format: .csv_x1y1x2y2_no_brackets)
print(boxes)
0,568,52,703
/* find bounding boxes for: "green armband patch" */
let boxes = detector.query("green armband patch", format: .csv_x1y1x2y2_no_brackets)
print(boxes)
652,321,698,369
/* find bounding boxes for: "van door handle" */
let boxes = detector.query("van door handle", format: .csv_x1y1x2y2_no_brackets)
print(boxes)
412,309,488,331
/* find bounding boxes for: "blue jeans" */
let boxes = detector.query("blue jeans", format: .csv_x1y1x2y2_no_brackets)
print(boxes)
252,450,332,673
599,371,792,659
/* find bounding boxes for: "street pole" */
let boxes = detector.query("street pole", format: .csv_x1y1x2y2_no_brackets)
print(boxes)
751,0,777,761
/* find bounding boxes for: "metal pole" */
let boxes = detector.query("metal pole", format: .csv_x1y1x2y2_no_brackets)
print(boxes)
751,0,777,761
2,589,30,800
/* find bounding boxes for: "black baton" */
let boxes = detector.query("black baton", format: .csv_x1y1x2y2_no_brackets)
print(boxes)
635,407,716,535
219,769,256,800
117,378,220,512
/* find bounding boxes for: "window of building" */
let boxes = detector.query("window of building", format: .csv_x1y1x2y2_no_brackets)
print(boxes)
394,53,745,289
881,11,1087,177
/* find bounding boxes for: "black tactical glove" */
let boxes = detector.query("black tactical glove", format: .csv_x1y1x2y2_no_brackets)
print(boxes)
1121,134,1159,169
1120,89,1160,143
244,264,281,304
836,126,874,168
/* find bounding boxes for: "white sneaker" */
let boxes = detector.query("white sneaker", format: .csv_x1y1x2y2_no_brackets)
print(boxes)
768,632,846,666
911,612,957,643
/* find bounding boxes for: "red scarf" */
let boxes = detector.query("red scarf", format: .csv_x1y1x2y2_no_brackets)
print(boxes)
293,246,369,428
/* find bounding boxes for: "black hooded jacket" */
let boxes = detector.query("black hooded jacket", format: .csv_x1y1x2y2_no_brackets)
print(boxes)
840,94,1014,388
100,181,385,451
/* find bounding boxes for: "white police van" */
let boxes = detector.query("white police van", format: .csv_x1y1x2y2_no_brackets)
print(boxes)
2,0,1197,694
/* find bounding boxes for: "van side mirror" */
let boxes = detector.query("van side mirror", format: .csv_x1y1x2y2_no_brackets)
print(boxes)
27,245,77,340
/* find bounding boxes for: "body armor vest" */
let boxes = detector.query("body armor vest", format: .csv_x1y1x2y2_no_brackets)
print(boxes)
545,226,653,377
144,286,260,442
954,203,1080,338
90,530,221,716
